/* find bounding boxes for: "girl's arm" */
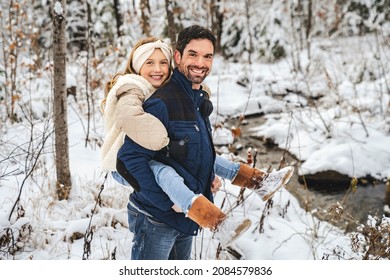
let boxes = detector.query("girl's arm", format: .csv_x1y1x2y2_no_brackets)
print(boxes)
116,84,169,150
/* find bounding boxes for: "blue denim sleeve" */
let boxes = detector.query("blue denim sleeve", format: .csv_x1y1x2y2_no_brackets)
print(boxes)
214,155,240,180
117,98,173,211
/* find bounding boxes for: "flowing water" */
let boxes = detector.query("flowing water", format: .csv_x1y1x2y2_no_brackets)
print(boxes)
224,115,389,232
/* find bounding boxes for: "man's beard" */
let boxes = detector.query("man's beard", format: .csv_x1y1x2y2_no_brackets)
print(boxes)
182,65,209,84
187,74,206,84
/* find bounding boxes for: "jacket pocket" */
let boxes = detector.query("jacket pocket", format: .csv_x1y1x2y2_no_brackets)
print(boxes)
169,122,200,166
168,139,188,162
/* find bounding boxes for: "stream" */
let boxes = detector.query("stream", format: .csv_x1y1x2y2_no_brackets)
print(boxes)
224,115,388,232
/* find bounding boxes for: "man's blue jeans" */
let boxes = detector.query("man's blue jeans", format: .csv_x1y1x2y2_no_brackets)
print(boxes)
127,202,193,260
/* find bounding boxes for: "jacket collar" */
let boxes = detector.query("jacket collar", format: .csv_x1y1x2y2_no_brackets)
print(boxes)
171,68,206,102
171,68,193,95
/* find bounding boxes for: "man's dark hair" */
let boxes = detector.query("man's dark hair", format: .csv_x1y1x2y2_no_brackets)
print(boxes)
175,25,216,55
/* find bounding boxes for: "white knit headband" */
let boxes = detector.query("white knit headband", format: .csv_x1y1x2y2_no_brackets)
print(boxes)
132,40,172,74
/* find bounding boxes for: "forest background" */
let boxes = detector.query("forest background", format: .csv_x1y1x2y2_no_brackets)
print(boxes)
0,0,389,261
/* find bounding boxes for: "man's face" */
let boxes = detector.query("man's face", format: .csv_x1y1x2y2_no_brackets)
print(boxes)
174,39,214,89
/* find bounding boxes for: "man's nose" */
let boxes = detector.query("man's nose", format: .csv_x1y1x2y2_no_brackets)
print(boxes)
193,56,205,66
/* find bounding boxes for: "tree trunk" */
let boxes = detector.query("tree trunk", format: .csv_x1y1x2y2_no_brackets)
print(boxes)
53,0,72,200
245,0,254,64
306,0,313,60
113,0,123,37
140,0,151,36
210,0,223,54
165,0,176,46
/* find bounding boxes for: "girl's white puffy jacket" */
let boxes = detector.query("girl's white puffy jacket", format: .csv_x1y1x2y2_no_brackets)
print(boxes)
100,74,169,172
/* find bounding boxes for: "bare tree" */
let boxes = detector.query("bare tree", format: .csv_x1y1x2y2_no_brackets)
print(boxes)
210,0,223,54
140,0,151,36
244,0,254,64
0,1,25,122
52,0,72,200
113,0,123,37
165,0,176,46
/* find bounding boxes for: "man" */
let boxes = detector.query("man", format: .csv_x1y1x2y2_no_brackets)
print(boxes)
117,25,293,260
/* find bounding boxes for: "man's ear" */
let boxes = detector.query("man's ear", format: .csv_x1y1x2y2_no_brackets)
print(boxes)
173,50,181,65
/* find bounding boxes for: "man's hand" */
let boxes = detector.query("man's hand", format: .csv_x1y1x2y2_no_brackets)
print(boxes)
211,176,222,194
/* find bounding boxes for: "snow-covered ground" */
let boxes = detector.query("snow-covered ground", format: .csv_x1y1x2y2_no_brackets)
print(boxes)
1,35,389,270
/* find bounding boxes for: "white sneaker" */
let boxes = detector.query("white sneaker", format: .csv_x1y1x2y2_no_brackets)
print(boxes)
254,166,294,201
213,216,252,248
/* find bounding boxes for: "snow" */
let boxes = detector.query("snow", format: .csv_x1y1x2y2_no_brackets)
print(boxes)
0,31,389,278
206,36,390,181
53,1,63,15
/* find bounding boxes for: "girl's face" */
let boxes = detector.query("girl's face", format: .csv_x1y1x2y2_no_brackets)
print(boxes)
139,49,170,88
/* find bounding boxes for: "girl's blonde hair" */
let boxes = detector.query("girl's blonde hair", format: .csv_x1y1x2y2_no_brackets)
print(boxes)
101,37,173,112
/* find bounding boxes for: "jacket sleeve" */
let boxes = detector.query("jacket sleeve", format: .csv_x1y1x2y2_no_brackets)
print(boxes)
117,98,173,211
115,84,169,151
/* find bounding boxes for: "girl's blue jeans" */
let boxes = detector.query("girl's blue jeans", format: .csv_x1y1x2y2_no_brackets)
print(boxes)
111,155,240,213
